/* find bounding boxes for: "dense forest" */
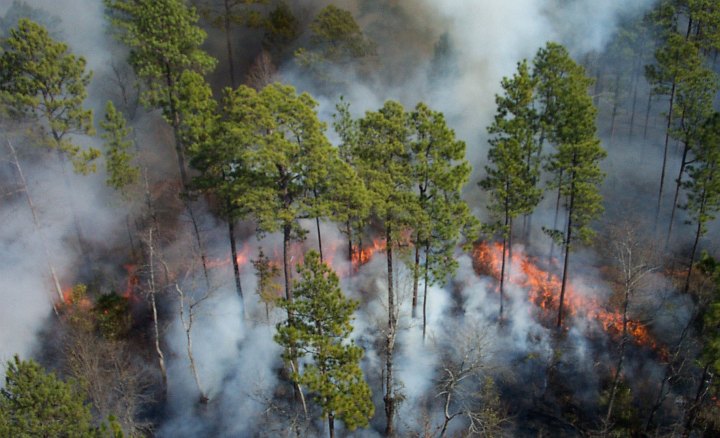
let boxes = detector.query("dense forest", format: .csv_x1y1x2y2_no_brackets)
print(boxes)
1,0,720,436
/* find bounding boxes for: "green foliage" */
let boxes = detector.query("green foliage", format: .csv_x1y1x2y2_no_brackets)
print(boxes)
100,101,139,193
105,0,216,117
481,59,542,240
261,1,299,56
696,252,720,387
295,5,375,87
684,113,720,238
410,102,477,285
354,100,418,235
0,356,96,437
536,42,605,247
252,247,281,310
195,0,268,29
275,251,374,431
0,18,98,174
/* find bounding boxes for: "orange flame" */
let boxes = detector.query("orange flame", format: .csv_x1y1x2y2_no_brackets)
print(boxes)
351,239,386,268
472,242,663,352
207,245,252,270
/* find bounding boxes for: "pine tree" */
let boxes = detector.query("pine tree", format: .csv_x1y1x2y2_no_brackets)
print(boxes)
681,113,720,294
539,43,606,328
409,102,477,334
275,251,374,438
105,0,217,284
100,101,139,194
0,18,98,173
354,100,418,436
480,59,542,321
0,356,97,437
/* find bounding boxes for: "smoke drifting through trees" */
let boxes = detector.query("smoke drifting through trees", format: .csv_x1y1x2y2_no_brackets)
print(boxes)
2,0,720,436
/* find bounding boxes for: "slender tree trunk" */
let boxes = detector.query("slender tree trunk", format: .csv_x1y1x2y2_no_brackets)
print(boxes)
346,220,353,275
643,93,653,141
684,209,704,295
667,139,690,247
328,413,335,438
557,174,575,329
165,65,210,287
176,284,208,403
316,216,324,263
283,223,292,301
549,172,564,265
628,59,641,142
6,137,63,307
422,242,430,342
609,72,621,147
412,239,420,319
681,363,712,438
655,80,677,229
146,227,168,396
228,215,245,310
645,311,696,431
223,0,236,88
384,223,396,437
605,276,631,432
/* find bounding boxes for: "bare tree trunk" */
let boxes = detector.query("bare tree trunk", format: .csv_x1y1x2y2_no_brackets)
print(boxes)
628,59,641,142
655,80,677,229
6,137,63,308
384,223,396,437
412,240,420,319
146,227,168,396
283,223,292,301
557,175,575,329
604,278,630,433
226,198,245,313
681,363,712,438
667,138,690,248
328,413,335,438
223,0,236,88
644,93,653,141
175,283,208,403
684,210,703,295
609,72,621,148
422,242,430,342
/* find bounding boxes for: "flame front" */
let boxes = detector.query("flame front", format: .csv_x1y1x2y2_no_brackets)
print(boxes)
472,242,661,351
351,239,386,268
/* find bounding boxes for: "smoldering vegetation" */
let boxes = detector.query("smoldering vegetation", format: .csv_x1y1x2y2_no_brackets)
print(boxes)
1,0,720,437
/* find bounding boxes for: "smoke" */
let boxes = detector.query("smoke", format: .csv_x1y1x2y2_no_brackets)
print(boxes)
5,0,713,435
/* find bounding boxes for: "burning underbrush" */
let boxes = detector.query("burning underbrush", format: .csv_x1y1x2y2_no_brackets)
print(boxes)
472,241,665,355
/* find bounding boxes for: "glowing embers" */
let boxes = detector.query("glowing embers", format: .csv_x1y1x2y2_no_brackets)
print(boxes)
472,242,659,350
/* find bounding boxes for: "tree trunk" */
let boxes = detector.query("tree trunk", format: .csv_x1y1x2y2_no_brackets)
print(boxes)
609,72,621,148
228,215,245,311
328,413,335,438
681,363,712,438
384,223,396,437
557,174,575,329
412,240,420,319
628,58,641,142
176,284,208,403
316,216,324,263
346,220,354,275
165,65,210,287
684,209,704,294
667,138,690,247
549,172,564,265
146,227,168,396
6,137,64,306
655,80,677,229
643,93,653,141
422,242,430,342
605,275,631,432
283,223,292,301
223,0,236,88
